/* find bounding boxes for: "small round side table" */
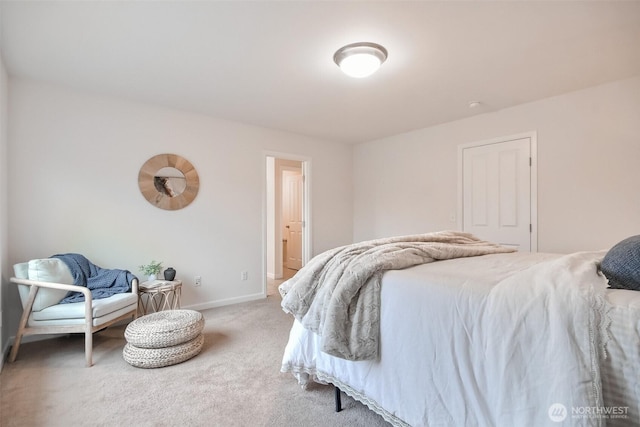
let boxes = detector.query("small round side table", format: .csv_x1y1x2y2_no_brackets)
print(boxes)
138,280,182,316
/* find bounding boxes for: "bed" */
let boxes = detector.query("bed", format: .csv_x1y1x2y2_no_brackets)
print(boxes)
279,232,640,426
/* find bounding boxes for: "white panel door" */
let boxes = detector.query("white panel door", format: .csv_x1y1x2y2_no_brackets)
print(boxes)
283,170,303,270
462,137,532,251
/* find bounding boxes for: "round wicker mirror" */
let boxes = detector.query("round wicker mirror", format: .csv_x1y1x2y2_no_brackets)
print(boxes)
138,154,199,210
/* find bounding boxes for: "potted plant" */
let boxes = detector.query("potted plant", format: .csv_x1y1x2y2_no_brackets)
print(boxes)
139,260,163,282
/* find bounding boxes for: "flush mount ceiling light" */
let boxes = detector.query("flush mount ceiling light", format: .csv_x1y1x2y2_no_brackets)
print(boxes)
333,42,388,78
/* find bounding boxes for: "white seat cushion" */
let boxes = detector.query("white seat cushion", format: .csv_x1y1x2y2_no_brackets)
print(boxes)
31,293,138,321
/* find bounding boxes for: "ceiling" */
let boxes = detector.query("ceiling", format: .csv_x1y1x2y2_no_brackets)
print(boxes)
1,1,639,144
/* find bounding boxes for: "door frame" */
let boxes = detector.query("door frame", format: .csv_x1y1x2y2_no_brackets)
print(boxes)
456,131,538,252
263,151,312,296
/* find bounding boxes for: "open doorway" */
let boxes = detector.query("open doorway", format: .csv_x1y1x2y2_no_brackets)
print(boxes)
264,154,311,297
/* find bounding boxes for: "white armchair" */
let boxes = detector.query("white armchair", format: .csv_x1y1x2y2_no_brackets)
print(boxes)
9,258,138,367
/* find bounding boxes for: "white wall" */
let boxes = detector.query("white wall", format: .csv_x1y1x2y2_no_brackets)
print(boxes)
0,32,8,365
354,76,640,253
6,79,353,333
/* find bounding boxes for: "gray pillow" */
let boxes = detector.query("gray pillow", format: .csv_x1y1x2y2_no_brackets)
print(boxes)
600,235,640,291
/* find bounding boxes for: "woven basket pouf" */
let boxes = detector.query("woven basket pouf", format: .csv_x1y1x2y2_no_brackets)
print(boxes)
123,334,204,368
125,309,204,349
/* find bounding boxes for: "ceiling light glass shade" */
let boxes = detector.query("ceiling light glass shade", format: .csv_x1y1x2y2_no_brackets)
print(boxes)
334,42,388,78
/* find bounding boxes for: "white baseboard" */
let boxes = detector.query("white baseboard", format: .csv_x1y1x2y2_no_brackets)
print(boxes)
0,342,6,373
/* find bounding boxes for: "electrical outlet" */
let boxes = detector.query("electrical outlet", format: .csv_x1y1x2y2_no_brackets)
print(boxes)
194,276,202,287
241,271,248,281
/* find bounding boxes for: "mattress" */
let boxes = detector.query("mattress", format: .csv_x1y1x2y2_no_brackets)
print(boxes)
281,252,640,426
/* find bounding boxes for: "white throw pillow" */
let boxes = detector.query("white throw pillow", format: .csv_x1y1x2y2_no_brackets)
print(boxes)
13,262,28,280
13,259,74,312
28,258,74,284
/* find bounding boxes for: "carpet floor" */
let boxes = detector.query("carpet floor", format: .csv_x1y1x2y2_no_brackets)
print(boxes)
0,286,390,427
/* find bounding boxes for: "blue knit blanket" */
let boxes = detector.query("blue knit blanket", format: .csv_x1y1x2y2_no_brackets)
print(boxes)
52,253,136,304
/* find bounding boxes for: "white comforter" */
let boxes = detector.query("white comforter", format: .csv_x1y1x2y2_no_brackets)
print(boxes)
281,251,611,427
279,231,514,361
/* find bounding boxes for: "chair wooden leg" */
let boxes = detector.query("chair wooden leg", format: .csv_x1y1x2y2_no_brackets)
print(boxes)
8,327,25,363
85,327,93,367
10,285,39,363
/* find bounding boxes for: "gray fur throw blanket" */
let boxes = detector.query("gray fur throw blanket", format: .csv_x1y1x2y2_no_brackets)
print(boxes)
279,231,515,361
